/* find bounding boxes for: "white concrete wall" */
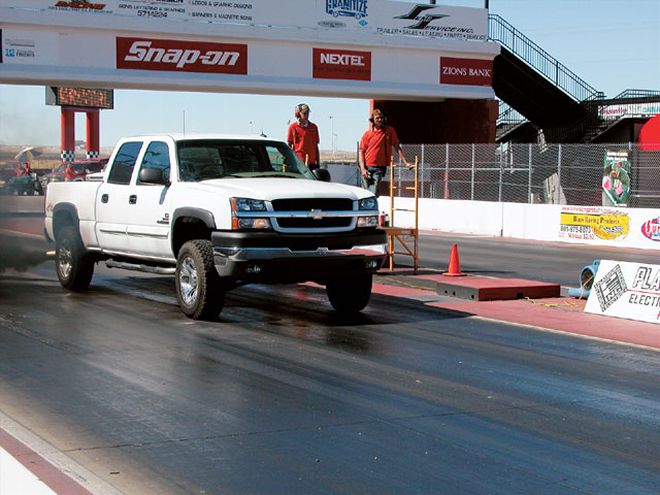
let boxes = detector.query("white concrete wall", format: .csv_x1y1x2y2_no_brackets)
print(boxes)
378,196,660,251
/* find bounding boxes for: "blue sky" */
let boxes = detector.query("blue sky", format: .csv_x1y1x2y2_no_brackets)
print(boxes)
0,0,658,150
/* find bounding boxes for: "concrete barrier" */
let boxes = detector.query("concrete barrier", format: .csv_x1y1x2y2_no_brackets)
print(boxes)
378,196,660,251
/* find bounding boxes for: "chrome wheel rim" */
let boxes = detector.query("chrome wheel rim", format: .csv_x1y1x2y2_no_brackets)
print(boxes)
57,239,73,280
179,256,198,306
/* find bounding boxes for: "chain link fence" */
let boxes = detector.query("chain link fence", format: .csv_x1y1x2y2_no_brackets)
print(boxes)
367,143,660,208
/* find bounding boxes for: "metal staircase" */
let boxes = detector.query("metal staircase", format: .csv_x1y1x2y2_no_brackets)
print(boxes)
489,14,603,104
489,14,606,142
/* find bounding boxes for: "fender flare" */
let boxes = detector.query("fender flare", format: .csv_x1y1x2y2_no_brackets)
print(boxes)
172,207,216,230
52,202,80,238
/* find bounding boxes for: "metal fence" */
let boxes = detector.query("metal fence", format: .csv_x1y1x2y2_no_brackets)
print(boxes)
347,143,660,208
384,144,660,208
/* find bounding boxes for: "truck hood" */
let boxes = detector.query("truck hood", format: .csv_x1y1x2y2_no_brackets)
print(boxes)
181,178,371,201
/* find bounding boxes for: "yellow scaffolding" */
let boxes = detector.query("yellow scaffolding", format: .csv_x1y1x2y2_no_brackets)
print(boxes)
383,156,419,273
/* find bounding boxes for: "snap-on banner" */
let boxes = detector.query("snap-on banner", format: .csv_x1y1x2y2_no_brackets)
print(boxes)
585,259,660,325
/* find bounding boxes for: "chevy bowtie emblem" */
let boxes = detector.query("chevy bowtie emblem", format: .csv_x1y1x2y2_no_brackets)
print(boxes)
309,209,326,220
395,5,449,29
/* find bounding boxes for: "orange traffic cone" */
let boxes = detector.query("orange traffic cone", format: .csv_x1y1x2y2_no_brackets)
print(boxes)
443,243,466,277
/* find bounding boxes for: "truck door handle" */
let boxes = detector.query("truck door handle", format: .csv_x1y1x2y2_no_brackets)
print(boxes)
101,194,109,203
129,195,137,205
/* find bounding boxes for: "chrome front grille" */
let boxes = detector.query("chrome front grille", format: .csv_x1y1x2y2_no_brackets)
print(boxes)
271,199,353,211
271,198,355,230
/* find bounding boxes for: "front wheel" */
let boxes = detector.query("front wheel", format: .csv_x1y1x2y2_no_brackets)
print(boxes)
326,274,373,314
175,240,225,320
56,226,94,290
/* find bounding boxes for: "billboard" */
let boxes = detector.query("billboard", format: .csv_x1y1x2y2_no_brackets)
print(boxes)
2,1,488,42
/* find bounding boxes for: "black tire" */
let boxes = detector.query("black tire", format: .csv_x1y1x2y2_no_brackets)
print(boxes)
56,225,94,291
175,240,225,320
326,274,373,314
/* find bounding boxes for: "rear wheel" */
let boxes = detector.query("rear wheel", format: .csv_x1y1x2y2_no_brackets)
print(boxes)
56,226,94,290
176,240,225,320
326,274,373,314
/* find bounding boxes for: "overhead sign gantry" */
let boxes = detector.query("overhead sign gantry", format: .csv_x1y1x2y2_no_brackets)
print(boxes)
0,0,498,100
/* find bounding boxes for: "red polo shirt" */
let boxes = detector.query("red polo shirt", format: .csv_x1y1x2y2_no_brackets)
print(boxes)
287,121,320,165
359,125,400,167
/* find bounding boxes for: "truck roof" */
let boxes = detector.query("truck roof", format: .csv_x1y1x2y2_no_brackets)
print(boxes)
121,133,274,142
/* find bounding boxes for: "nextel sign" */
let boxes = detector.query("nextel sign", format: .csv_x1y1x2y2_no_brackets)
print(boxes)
313,48,371,81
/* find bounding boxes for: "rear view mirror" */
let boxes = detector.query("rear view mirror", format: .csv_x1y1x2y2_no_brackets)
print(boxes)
139,167,169,185
313,168,331,182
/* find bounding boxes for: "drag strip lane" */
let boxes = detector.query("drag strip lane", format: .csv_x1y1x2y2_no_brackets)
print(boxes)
0,262,658,495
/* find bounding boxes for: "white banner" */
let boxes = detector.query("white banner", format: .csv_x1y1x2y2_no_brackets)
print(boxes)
585,260,660,325
3,1,488,43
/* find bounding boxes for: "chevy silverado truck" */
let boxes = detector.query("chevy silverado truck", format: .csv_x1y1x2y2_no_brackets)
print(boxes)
45,134,387,320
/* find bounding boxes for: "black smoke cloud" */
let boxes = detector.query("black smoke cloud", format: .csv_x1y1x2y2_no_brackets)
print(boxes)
0,196,48,272
0,236,48,272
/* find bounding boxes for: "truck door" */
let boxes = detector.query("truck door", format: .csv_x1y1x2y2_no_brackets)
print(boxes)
96,141,143,253
126,141,174,259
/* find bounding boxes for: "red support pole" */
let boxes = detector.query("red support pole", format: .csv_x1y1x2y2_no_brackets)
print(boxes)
60,107,75,162
86,110,100,159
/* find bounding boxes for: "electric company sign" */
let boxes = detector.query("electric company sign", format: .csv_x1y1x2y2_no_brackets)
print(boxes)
440,57,492,86
313,48,371,81
585,260,660,325
116,37,247,74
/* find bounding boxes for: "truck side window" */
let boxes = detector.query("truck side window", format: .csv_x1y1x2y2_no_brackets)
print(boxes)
107,142,143,185
137,141,170,184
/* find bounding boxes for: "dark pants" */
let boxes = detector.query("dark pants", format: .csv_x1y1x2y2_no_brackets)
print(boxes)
361,166,385,197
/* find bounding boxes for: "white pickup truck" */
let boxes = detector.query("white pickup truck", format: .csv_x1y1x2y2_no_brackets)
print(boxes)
45,134,386,319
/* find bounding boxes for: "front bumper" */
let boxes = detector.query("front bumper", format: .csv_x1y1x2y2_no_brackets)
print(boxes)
211,230,387,283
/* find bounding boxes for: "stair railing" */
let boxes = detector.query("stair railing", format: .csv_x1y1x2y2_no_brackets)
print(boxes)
489,14,604,104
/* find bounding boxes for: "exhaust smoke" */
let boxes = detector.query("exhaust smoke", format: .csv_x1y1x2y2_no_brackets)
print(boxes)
0,196,48,273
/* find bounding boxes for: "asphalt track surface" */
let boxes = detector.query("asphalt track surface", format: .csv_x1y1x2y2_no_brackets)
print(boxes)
1,256,659,494
0,198,659,494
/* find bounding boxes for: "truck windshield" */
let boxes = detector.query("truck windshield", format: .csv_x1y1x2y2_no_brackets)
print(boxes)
177,140,314,182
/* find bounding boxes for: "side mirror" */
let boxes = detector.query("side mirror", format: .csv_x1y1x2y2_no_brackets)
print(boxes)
313,168,331,182
139,167,169,185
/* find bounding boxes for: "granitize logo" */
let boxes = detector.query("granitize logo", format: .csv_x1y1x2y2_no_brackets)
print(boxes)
313,48,371,81
116,38,247,74
325,0,368,20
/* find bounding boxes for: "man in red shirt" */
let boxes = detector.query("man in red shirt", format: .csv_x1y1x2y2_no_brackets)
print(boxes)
359,109,412,196
287,103,320,171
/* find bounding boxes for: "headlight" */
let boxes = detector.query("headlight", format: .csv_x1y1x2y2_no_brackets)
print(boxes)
230,197,271,230
231,198,267,211
234,218,271,230
358,196,378,211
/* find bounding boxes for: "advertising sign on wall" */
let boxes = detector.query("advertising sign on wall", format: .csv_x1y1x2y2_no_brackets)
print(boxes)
599,102,660,120
440,57,492,86
585,260,660,325
641,216,660,242
116,37,248,74
559,206,630,242
602,150,631,207
312,48,371,81
1,29,59,66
